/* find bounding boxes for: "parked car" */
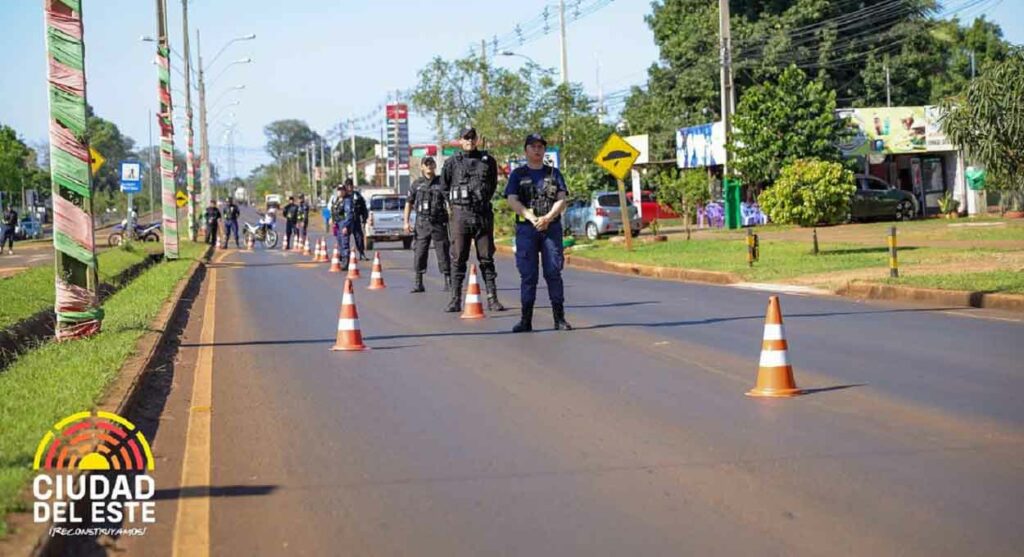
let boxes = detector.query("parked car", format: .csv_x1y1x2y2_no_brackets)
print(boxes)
625,190,679,226
15,216,43,240
564,192,642,241
365,194,413,250
851,174,918,222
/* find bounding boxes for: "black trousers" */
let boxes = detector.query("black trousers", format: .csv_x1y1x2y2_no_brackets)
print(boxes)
285,221,298,248
413,219,451,276
450,208,496,286
205,221,219,245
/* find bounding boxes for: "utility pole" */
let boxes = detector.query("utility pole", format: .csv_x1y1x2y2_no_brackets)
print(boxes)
148,108,154,216
43,0,102,338
393,91,400,192
156,0,179,258
559,0,568,85
181,0,197,241
718,0,734,177
351,122,357,186
885,62,891,107
320,137,326,200
197,29,212,212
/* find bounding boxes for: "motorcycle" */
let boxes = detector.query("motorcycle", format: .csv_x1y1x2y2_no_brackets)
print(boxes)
108,220,161,247
242,216,278,249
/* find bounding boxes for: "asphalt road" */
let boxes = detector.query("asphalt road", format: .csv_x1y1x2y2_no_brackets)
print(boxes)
117,237,1024,556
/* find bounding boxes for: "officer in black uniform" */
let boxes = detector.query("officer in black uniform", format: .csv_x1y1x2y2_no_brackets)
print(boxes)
441,126,505,313
404,156,451,293
505,133,572,332
204,199,221,247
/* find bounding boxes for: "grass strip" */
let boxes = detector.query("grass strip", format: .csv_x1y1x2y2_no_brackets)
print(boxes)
879,270,1024,294
570,238,1002,282
0,241,205,537
0,244,161,330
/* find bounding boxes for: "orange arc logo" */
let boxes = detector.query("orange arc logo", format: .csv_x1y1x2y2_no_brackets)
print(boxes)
33,411,155,471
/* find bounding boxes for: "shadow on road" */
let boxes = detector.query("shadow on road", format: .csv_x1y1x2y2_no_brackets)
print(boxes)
154,484,278,500
799,383,867,396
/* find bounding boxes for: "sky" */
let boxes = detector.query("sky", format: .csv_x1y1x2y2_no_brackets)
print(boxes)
1,0,1020,179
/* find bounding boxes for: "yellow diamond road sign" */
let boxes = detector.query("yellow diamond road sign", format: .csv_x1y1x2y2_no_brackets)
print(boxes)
594,133,640,180
89,147,106,176
175,191,188,208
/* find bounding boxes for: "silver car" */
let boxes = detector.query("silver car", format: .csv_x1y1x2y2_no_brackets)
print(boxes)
564,192,642,241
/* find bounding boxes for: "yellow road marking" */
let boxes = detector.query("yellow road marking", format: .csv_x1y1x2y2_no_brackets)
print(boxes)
172,250,227,557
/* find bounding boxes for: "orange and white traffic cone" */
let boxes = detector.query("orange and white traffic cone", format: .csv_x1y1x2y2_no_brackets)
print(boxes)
311,238,320,262
315,238,325,262
460,264,486,319
746,296,802,397
367,251,386,290
331,279,368,351
246,234,254,251
328,247,343,273
346,250,361,279
303,236,312,255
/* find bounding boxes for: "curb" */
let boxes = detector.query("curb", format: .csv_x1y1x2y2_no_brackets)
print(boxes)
494,244,740,285
837,282,1024,312
0,245,212,557
497,244,1024,313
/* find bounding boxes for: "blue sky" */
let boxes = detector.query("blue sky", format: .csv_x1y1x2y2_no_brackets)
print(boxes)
0,0,1019,178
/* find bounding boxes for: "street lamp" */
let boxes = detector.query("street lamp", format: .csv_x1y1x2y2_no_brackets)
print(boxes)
208,58,253,89
208,84,245,112
207,33,255,71
500,51,539,65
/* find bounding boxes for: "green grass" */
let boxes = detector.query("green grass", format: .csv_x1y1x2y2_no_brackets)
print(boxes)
0,244,162,330
572,237,999,282
853,217,1024,242
0,242,206,537
880,270,1024,294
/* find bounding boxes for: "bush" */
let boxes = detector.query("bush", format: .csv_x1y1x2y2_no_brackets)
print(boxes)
758,158,855,226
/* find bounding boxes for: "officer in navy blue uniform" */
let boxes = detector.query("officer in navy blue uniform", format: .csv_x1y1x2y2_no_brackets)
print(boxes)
441,126,505,313
330,184,355,266
504,133,572,332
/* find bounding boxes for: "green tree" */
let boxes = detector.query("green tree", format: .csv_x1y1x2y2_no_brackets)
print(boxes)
758,158,855,226
85,106,136,193
263,119,319,163
655,168,711,239
941,49,1024,211
930,16,1011,101
731,65,846,185
0,124,31,203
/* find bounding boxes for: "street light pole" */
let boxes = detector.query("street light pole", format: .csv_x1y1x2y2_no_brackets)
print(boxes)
559,0,568,85
181,0,198,241
197,29,212,211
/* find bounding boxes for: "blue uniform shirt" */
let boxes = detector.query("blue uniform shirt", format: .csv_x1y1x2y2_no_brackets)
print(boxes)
503,165,568,221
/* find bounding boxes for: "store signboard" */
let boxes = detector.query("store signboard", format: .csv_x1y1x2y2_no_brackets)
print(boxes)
837,106,953,156
675,122,725,169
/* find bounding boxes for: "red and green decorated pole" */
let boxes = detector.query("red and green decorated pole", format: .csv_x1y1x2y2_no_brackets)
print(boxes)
156,0,179,259
43,0,103,340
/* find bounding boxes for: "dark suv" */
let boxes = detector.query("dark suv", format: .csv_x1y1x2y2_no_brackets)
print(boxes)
851,174,918,222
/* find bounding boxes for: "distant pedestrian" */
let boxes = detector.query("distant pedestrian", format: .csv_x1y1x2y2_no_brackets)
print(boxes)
505,133,572,332
222,197,241,248
204,200,221,247
1,206,17,255
283,196,300,249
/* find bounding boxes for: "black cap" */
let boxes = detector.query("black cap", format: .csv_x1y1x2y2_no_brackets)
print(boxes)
421,156,436,166
524,133,547,148
459,126,477,139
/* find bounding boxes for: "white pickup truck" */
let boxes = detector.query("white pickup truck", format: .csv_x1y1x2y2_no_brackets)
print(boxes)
365,193,414,250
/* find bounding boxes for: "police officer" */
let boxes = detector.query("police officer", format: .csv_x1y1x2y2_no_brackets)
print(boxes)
441,126,505,313
404,156,451,293
297,193,310,244
283,196,300,249
204,199,221,247
330,184,355,265
222,197,241,248
505,133,572,332
350,183,369,260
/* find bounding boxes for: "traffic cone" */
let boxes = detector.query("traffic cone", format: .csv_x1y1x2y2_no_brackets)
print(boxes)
346,250,361,279
367,251,386,290
746,296,802,397
328,247,343,273
460,264,486,319
246,234,254,251
310,238,320,262
303,236,312,255
331,279,368,351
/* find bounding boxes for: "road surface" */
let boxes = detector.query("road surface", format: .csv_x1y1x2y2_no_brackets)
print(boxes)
113,237,1023,556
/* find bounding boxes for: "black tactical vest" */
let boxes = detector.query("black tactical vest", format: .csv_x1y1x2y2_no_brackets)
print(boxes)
514,165,560,223
416,177,448,222
449,152,492,210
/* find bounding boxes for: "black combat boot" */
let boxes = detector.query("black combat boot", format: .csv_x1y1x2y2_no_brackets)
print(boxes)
443,274,452,292
484,279,506,311
552,303,573,331
512,306,533,333
445,278,463,313
410,273,425,293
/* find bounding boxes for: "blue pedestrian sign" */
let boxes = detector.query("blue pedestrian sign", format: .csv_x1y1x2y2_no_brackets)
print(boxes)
119,161,142,193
